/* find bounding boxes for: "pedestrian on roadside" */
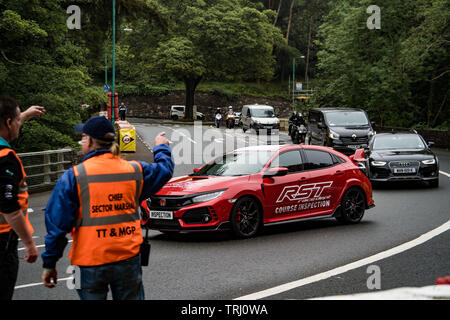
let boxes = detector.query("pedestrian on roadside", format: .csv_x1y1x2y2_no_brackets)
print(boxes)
0,95,44,300
119,102,127,121
41,115,174,300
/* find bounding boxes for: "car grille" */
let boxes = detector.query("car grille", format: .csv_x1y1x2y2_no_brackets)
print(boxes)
149,195,192,210
146,218,181,230
341,137,368,145
388,160,420,176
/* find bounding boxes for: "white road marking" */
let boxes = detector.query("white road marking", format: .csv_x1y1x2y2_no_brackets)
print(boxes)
439,170,450,178
235,219,450,300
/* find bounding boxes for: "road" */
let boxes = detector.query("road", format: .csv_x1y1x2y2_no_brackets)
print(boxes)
12,119,450,300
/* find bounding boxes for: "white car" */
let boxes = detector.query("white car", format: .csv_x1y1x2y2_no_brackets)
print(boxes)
170,105,205,120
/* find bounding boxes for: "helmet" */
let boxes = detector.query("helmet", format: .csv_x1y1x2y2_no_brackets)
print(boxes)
228,106,233,109
292,111,297,116
298,112,303,117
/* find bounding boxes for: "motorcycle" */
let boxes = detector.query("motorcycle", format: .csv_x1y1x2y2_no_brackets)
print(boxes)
215,113,222,128
226,113,235,129
291,124,307,144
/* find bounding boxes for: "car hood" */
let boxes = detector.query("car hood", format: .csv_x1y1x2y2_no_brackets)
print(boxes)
370,149,435,161
252,117,279,124
328,126,372,137
155,175,250,196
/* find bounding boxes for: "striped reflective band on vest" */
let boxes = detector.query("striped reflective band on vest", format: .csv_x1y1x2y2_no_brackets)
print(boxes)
74,161,142,228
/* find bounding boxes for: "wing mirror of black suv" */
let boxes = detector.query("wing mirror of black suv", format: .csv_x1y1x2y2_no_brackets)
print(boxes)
317,122,326,129
428,141,435,148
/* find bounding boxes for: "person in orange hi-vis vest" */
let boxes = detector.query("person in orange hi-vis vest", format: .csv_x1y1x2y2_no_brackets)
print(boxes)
41,116,174,300
0,95,45,300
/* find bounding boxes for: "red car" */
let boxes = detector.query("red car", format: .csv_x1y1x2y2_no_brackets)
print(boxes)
141,145,375,238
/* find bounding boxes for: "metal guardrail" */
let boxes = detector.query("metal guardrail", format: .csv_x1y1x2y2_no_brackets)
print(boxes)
17,148,79,193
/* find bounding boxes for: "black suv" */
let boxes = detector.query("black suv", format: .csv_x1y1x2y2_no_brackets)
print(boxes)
306,108,375,155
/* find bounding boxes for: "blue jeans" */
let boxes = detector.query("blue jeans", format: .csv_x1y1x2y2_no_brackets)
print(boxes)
76,254,145,300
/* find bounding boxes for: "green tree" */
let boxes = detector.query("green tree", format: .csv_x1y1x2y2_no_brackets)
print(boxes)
150,0,283,119
313,0,449,128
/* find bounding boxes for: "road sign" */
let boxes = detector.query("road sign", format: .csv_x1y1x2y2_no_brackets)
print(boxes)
296,82,303,91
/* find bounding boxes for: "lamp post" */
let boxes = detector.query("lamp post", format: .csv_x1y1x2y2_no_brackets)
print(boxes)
111,0,116,124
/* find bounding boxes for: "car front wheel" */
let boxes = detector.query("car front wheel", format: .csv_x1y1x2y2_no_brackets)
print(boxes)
230,196,262,238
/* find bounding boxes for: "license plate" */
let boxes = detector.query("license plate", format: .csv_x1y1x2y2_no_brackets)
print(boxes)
264,126,272,129
348,145,360,150
393,168,416,174
149,210,173,220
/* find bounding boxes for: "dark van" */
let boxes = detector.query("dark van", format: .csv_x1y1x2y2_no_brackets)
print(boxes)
306,108,375,155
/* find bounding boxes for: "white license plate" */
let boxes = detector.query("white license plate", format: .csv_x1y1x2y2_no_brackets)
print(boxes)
394,168,416,174
264,126,272,129
348,145,360,150
149,210,173,220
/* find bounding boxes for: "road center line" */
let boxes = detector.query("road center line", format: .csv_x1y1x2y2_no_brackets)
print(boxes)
235,219,450,300
439,170,450,178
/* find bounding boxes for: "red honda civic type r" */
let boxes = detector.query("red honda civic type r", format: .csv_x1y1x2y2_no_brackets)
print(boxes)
141,144,375,238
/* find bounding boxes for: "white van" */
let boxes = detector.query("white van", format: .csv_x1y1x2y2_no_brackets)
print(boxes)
170,105,205,120
241,104,280,134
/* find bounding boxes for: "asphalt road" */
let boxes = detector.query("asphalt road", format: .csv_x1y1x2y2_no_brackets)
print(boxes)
12,120,450,301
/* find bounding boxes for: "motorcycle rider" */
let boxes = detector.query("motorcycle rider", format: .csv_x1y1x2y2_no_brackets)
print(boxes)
215,107,222,128
226,106,235,128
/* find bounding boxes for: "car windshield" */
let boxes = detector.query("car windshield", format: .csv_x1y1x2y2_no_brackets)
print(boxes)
251,108,275,118
372,134,426,150
325,111,369,127
191,151,275,176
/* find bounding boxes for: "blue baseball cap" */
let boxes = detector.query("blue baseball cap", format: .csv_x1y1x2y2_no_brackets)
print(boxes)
75,116,116,141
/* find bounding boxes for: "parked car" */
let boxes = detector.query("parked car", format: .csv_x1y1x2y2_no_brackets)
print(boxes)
306,108,375,155
241,104,280,135
365,132,439,187
141,144,375,238
170,105,205,120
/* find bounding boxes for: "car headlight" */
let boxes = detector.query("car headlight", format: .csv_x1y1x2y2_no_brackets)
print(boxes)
329,130,340,139
422,159,436,165
371,161,387,166
191,190,225,203
368,130,375,137
254,119,260,124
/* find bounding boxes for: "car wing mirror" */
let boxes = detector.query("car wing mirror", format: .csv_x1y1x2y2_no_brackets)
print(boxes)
193,168,200,173
263,167,288,178
318,122,325,129
428,141,435,148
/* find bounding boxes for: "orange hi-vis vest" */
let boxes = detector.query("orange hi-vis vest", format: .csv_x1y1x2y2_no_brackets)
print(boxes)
70,153,144,266
0,148,34,235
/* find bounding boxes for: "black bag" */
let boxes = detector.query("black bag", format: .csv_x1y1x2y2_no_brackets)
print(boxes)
140,228,151,267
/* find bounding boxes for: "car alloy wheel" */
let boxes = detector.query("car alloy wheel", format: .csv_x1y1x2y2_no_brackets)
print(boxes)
230,196,261,238
336,187,365,224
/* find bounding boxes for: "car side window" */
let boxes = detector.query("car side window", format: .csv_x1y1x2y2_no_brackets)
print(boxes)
270,150,303,173
304,149,335,170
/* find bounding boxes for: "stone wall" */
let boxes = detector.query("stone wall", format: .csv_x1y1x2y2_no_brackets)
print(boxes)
121,90,292,120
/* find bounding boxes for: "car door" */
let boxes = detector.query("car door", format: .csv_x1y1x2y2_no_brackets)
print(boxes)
301,148,347,217
262,149,310,222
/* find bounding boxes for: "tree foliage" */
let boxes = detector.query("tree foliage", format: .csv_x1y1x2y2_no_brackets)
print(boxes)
312,0,449,128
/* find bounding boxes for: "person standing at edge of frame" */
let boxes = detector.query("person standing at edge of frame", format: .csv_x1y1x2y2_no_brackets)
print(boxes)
0,95,44,300
41,115,174,300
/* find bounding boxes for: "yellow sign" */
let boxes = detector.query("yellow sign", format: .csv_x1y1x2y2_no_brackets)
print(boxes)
116,121,136,152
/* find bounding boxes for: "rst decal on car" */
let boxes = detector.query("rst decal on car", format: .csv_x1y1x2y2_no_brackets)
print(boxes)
275,182,333,215
276,182,333,202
